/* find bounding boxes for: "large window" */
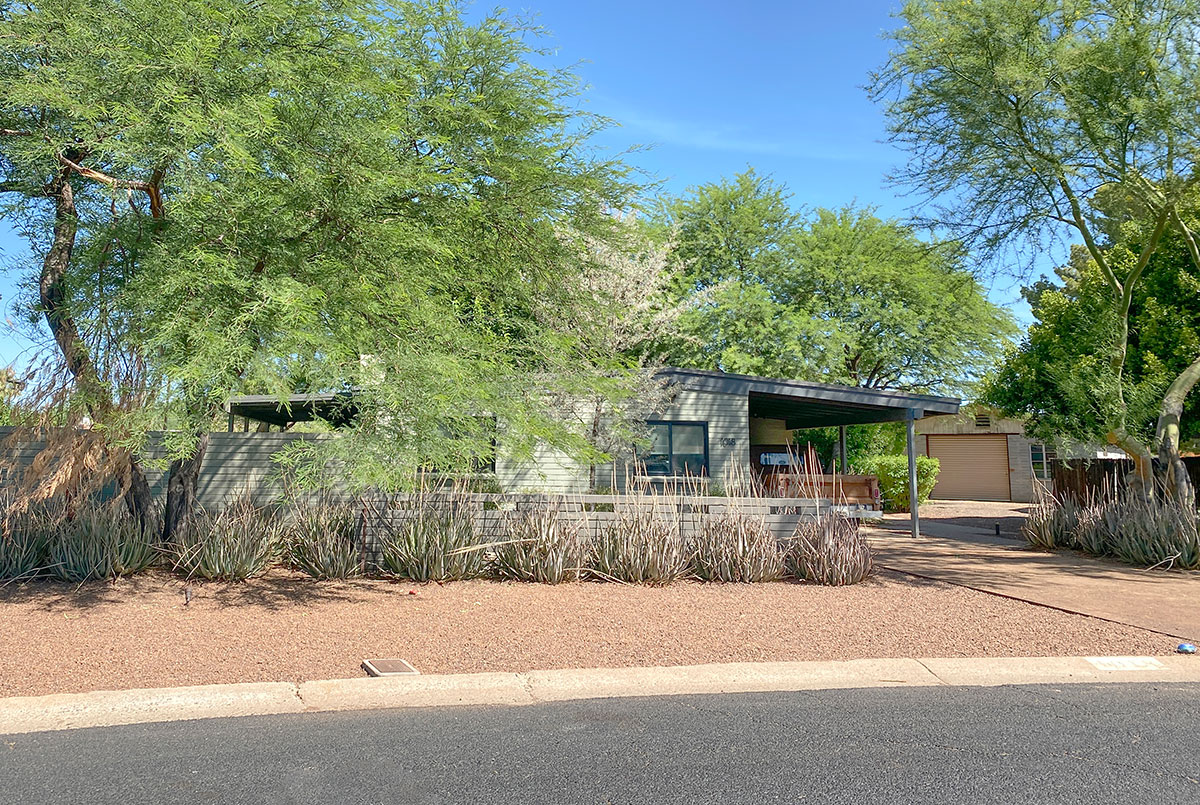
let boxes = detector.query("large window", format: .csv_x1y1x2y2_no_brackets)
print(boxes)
1030,443,1055,481
639,421,709,477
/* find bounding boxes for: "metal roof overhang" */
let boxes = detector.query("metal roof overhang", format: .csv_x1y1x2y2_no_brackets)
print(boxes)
226,392,357,427
657,367,961,429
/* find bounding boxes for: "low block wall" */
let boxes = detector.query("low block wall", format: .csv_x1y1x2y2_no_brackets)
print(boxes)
355,492,863,567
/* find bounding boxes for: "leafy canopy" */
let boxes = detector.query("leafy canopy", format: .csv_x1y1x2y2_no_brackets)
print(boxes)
0,0,642,489
654,170,1015,397
985,211,1200,448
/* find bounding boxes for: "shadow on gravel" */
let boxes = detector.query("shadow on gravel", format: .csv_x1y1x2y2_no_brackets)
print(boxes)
0,569,396,612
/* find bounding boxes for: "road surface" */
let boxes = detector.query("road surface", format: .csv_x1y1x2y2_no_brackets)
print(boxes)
3,682,1198,803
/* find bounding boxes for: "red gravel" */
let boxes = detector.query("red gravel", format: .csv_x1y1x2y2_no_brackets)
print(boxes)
0,569,1170,697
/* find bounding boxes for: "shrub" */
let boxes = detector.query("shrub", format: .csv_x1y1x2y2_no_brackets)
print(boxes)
590,507,688,584
691,512,784,582
857,455,940,512
786,512,873,585
169,499,280,581
493,508,587,583
379,500,483,581
286,499,363,580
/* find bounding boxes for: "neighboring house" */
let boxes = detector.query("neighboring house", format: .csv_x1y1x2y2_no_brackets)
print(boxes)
230,367,961,498
915,407,1124,503
916,409,1048,503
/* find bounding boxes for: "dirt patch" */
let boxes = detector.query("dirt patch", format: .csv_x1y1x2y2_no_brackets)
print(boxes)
0,568,1172,698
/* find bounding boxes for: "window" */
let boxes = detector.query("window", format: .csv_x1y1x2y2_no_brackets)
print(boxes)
974,412,992,428
1030,443,1056,481
639,421,709,477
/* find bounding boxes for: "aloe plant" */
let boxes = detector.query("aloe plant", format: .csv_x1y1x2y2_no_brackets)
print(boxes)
691,512,784,583
493,508,587,584
287,499,362,580
590,507,688,584
786,512,873,586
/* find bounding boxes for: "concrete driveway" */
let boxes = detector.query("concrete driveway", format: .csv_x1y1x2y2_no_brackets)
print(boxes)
868,502,1200,642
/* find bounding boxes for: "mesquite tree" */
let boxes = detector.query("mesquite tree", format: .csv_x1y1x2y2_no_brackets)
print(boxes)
0,1,639,530
871,0,1200,501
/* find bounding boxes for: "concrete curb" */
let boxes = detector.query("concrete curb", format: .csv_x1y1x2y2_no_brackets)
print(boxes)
0,681,303,735
2,655,1197,735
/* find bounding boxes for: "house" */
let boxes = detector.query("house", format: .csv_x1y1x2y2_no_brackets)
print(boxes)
914,407,1131,503
229,367,961,534
914,408,1046,503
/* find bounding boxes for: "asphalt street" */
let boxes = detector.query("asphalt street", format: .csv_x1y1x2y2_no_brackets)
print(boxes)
2,682,1198,804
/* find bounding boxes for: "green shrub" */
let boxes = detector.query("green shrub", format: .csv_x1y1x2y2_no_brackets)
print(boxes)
786,512,873,585
857,455,940,512
379,502,484,582
169,499,280,581
590,507,688,584
691,512,784,582
493,508,587,583
286,499,362,580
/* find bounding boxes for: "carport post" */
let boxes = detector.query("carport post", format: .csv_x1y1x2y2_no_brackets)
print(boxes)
837,425,847,474
906,408,920,539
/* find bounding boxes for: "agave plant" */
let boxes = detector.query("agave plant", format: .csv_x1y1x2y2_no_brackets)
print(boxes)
287,499,363,580
691,511,783,583
786,512,872,586
379,496,483,582
169,497,281,581
590,506,688,584
493,507,587,584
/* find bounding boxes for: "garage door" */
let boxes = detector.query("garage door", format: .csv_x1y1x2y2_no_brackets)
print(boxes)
927,435,1011,501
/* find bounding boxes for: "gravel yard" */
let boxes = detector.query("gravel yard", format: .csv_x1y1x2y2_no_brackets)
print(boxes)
0,568,1170,698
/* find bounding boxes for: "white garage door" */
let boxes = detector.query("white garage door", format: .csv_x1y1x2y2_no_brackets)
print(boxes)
927,435,1011,501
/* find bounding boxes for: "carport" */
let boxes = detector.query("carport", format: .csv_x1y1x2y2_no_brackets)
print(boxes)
658,369,962,537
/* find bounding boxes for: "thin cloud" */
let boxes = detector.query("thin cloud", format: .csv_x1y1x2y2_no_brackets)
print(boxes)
613,106,890,163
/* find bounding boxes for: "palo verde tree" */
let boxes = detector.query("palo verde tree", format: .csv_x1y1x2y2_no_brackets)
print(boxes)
0,1,640,532
986,207,1200,469
871,0,1200,500
655,170,1014,397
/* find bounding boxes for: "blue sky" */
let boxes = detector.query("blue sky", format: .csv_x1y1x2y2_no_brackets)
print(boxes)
0,0,1037,367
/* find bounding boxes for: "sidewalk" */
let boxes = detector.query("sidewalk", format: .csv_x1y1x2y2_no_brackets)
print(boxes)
867,520,1200,641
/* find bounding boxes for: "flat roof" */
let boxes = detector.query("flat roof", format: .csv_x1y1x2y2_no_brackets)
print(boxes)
658,367,960,429
227,392,356,427
228,368,961,429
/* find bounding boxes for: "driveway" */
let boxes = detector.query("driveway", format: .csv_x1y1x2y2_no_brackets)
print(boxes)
4,684,1198,804
884,500,1032,540
868,501,1200,641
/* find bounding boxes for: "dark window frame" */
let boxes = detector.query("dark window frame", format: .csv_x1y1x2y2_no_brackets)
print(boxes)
639,420,710,477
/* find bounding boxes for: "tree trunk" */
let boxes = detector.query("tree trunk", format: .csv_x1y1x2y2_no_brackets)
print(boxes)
124,455,156,534
41,169,154,524
162,432,209,543
1156,355,1200,507
1107,428,1154,501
